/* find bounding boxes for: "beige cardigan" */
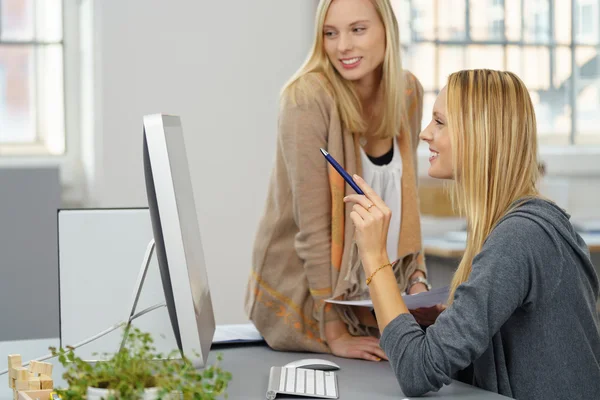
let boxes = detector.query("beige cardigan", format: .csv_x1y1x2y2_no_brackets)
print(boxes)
245,71,425,353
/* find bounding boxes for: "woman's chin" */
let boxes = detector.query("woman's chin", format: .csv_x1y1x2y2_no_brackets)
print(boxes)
427,167,440,179
337,69,366,82
331,62,371,82
428,167,452,180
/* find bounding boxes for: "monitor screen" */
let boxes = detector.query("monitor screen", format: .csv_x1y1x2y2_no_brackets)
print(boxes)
142,114,215,367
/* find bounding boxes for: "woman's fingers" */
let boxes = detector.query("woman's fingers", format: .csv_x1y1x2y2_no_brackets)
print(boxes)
352,203,376,221
349,345,388,362
368,345,388,360
353,174,388,211
344,194,374,210
352,174,378,200
357,335,381,345
349,210,364,228
348,336,387,358
356,337,389,360
344,192,380,212
351,175,392,223
345,195,384,220
354,351,381,362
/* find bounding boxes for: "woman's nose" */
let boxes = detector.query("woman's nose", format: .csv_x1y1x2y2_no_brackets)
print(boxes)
337,33,353,52
419,127,432,142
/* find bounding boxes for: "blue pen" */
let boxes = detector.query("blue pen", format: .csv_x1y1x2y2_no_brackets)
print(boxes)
319,148,365,195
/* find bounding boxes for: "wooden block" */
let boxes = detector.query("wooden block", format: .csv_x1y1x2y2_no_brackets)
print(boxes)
14,368,29,382
8,355,22,368
9,369,16,388
28,361,44,376
40,363,52,377
17,389,52,400
14,380,29,391
38,375,53,390
27,377,40,390
8,355,22,388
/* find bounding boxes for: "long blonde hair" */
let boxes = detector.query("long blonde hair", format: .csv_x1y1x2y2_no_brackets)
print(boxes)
282,0,405,139
446,69,540,302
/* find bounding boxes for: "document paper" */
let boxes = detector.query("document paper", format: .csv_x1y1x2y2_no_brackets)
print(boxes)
212,323,264,344
325,286,449,310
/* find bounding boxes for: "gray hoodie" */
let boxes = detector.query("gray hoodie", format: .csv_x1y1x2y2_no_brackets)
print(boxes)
380,198,600,399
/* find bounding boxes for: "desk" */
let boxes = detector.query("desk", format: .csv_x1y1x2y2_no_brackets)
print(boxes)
423,237,466,259
0,341,510,399
424,232,600,259
207,343,511,399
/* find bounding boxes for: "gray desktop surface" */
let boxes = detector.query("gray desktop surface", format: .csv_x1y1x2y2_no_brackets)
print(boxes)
207,343,512,399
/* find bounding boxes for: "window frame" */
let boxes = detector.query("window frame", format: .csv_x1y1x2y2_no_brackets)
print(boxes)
396,0,600,176
0,0,82,203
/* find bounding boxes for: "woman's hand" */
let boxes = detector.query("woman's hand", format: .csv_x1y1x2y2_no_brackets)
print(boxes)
407,282,429,295
343,175,392,273
324,320,387,362
410,304,446,326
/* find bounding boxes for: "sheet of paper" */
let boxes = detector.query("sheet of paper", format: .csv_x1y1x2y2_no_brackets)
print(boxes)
325,286,449,310
212,323,264,344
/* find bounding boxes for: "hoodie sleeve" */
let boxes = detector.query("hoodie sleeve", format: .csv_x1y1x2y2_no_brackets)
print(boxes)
379,215,555,396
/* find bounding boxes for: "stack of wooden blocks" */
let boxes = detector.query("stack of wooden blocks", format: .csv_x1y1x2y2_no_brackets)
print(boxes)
7,355,56,400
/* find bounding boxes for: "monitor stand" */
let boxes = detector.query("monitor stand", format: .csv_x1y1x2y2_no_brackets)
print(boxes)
119,238,156,352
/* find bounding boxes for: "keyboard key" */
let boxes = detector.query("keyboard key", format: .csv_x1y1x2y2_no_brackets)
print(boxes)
286,367,296,392
316,370,325,396
325,371,337,397
279,367,287,391
296,368,306,393
306,369,315,395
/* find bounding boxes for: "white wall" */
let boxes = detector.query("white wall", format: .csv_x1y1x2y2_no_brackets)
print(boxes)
81,0,316,324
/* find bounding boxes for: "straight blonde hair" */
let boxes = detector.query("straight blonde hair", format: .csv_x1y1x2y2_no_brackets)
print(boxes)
446,69,540,303
282,0,405,139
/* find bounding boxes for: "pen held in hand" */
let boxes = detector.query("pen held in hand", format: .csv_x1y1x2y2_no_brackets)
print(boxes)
319,148,365,195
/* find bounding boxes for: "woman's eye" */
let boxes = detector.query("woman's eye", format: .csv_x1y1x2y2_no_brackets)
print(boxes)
435,119,444,126
353,27,366,33
324,31,336,37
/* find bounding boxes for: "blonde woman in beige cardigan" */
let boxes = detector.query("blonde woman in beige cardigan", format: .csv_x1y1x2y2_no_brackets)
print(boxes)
245,0,428,361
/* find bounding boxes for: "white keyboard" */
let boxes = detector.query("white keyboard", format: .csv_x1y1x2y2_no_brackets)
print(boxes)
266,366,339,399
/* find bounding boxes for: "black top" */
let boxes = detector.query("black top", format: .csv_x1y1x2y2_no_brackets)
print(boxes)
366,144,394,166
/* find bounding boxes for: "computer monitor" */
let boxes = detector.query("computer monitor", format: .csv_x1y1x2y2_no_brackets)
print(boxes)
141,113,215,368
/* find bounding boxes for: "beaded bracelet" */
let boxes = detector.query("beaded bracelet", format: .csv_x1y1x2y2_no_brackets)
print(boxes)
365,262,392,286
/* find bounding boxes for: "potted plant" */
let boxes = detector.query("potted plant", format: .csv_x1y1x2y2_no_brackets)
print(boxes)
49,327,232,400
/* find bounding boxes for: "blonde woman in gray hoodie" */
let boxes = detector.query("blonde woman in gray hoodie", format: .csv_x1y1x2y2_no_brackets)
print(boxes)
345,69,600,399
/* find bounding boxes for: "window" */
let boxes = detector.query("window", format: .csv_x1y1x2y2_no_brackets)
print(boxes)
393,0,600,145
580,5,593,35
490,19,503,39
0,0,64,155
578,1,598,42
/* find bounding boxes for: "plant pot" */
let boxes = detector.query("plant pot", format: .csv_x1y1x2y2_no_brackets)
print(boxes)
87,386,161,400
